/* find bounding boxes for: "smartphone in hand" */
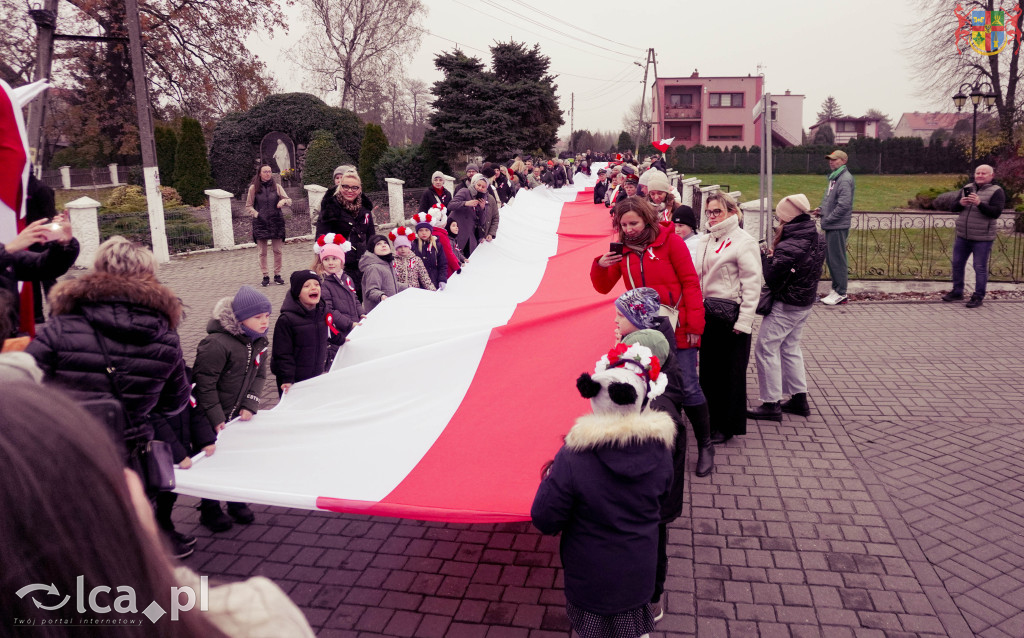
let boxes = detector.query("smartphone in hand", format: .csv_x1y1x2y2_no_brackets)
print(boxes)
609,242,624,254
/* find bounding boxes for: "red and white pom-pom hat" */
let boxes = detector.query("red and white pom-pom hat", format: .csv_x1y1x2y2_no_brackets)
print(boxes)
410,212,435,232
428,203,448,227
314,233,352,255
388,225,414,248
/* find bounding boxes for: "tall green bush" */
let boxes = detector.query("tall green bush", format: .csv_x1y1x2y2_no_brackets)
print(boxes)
375,145,426,188
154,125,178,186
304,129,347,188
172,117,213,206
358,124,389,189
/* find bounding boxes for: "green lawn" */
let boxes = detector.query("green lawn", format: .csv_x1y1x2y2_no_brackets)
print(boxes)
689,174,962,212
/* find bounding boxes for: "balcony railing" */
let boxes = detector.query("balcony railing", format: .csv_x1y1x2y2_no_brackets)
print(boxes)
664,107,701,120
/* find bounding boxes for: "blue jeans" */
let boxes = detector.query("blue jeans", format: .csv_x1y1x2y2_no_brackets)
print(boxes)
951,236,994,297
674,346,706,406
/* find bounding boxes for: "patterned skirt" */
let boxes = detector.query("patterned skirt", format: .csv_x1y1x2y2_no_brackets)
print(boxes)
565,602,655,638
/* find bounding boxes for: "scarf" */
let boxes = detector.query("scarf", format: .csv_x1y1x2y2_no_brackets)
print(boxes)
378,253,394,263
240,323,267,341
827,165,847,182
623,224,658,253
433,186,446,198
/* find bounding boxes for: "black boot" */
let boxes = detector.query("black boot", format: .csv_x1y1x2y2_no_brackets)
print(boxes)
199,499,233,533
683,403,714,477
966,293,984,308
780,393,811,416
747,402,783,421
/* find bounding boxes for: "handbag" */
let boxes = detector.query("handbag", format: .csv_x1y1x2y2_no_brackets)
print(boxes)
757,231,820,317
624,251,682,329
92,329,176,494
703,297,740,324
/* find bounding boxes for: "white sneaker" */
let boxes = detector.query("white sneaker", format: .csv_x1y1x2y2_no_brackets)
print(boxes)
822,292,847,306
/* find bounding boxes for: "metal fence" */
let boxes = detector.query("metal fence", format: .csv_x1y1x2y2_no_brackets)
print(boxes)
829,211,1024,283
672,151,964,175
99,208,214,255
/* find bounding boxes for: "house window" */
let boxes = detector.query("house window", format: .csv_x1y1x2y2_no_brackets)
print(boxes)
709,93,744,108
708,125,743,140
668,93,693,107
837,121,858,132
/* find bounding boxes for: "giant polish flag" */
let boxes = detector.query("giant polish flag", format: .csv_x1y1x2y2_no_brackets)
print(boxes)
176,170,627,523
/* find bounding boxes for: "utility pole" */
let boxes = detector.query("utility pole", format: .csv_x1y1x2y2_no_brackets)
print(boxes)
26,1,59,173
635,48,656,158
124,0,169,263
569,92,574,154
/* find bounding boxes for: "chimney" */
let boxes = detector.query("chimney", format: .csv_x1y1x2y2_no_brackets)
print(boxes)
785,90,791,95
691,69,699,78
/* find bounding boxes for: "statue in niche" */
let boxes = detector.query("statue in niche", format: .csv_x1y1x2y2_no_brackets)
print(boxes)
273,138,291,173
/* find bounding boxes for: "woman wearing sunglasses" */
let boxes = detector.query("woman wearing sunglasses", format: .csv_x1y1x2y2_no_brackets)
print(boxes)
695,192,762,445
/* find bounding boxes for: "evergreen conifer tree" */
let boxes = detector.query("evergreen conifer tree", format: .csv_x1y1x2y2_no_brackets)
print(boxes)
172,117,213,206
303,129,347,188
358,123,389,189
155,125,178,186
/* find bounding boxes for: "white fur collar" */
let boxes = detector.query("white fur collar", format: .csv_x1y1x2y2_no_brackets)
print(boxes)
564,410,675,451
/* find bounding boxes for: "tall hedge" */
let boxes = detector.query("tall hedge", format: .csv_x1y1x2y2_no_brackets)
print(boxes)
358,123,389,189
154,125,178,186
304,129,348,188
172,117,213,206
209,93,363,196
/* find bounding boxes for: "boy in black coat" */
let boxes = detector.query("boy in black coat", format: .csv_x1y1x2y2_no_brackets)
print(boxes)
271,270,343,395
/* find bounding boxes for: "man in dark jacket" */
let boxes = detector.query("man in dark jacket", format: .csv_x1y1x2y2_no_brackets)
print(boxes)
944,164,1005,308
592,169,608,204
813,150,855,306
749,194,827,421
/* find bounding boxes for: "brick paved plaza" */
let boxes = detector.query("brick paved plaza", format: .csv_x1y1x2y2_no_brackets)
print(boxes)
152,241,1024,638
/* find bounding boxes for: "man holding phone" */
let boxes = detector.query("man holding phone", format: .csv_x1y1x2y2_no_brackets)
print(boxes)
944,164,1005,308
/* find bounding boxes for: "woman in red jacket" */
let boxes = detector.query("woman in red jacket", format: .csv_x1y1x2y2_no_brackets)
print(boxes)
591,196,716,477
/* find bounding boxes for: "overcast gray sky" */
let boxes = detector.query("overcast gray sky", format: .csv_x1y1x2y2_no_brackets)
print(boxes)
248,0,937,140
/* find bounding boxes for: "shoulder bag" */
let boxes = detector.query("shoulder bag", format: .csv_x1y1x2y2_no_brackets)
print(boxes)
757,231,820,316
699,240,740,324
624,251,682,329
91,330,176,495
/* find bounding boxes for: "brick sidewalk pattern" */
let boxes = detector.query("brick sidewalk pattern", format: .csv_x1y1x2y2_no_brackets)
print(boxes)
141,243,1024,637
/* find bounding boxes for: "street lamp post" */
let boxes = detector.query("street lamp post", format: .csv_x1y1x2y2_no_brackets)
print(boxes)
952,80,997,181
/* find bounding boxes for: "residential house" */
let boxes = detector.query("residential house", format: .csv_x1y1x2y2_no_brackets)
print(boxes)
808,116,880,145
651,71,803,149
892,112,989,140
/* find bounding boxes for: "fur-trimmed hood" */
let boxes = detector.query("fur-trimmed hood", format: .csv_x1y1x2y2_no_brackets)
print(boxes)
566,409,674,450
208,296,244,337
48,271,183,330
563,410,674,481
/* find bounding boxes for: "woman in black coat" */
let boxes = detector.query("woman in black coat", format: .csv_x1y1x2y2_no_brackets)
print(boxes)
418,171,453,213
749,194,827,421
245,164,292,287
27,237,190,460
316,170,376,301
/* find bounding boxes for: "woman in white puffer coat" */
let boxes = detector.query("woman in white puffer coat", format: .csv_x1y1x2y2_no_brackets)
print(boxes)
694,192,762,446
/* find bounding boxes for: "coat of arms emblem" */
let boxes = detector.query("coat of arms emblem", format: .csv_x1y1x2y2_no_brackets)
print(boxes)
955,4,1023,55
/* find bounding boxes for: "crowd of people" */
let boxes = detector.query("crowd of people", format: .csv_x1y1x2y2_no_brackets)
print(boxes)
0,147,1006,637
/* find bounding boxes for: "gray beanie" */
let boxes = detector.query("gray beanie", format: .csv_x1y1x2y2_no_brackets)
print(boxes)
466,163,479,173
232,285,272,321
431,170,445,180
333,165,356,178
615,287,661,330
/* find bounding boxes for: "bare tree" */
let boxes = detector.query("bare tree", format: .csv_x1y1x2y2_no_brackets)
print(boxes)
910,0,1024,146
0,0,35,85
291,0,427,111
622,99,649,151
405,78,430,144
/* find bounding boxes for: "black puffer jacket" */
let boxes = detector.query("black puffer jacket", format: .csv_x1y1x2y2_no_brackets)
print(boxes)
418,187,452,214
316,190,376,272
763,214,827,307
271,293,338,386
1,238,80,336
26,272,190,431
193,297,270,427
593,179,608,205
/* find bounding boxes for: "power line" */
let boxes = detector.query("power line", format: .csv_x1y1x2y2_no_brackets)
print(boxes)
450,0,637,64
478,0,639,60
510,0,643,55
575,64,640,100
